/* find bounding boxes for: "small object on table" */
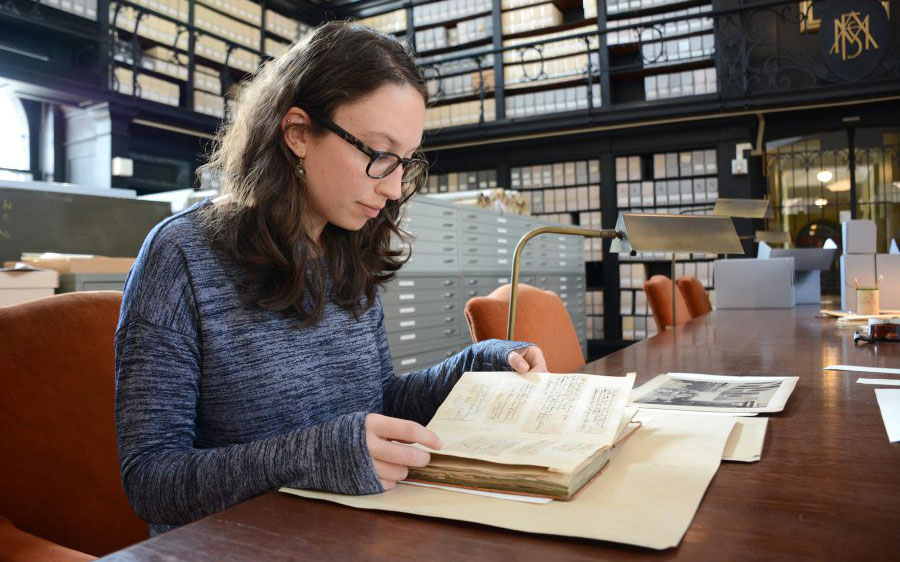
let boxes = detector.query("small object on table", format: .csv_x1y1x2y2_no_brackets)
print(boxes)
853,317,900,344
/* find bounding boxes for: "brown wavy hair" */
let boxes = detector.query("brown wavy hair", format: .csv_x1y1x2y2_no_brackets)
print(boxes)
197,21,428,326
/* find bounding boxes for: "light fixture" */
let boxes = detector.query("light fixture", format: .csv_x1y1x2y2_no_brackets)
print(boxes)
825,180,851,192
816,170,833,183
711,198,772,219
814,198,828,207
506,214,744,338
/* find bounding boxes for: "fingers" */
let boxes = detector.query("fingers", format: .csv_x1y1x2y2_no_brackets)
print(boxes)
369,438,431,468
366,414,443,492
527,346,549,372
367,414,443,450
373,459,409,483
507,351,529,373
508,346,549,373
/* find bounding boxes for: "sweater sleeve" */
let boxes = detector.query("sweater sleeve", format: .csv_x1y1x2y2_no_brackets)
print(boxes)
115,227,382,529
372,297,533,425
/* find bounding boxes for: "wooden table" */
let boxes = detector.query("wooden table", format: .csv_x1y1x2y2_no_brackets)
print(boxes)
99,307,900,561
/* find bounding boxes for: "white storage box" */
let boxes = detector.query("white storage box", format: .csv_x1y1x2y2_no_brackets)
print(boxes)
876,254,900,310
842,220,877,254
757,242,836,305
714,258,794,309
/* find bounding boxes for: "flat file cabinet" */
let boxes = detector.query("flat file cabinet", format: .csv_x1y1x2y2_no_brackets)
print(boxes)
385,198,586,375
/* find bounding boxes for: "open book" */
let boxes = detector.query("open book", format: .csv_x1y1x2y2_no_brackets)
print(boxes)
407,371,638,500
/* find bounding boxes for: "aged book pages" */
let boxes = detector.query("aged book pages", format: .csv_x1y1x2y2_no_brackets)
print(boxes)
281,413,737,550
417,371,636,473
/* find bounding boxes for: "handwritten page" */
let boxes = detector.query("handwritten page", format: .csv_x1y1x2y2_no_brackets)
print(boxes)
423,371,635,473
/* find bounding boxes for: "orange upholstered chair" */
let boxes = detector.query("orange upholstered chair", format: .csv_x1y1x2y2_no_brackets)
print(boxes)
676,275,713,319
643,275,691,332
464,283,585,373
0,292,147,560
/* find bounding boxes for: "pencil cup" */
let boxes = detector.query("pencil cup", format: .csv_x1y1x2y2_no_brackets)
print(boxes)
856,288,879,315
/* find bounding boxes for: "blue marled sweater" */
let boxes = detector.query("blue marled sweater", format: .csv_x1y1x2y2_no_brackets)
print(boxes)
114,201,527,535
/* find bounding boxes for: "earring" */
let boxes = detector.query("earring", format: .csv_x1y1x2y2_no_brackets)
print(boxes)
295,158,306,181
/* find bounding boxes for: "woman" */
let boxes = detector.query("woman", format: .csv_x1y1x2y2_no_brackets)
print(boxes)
114,21,546,535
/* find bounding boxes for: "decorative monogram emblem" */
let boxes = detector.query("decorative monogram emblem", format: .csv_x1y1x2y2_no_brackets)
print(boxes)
829,11,880,61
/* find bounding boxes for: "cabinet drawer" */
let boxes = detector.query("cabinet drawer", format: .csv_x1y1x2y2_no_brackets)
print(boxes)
382,287,459,306
384,311,460,334
403,253,459,272
382,300,459,317
388,324,464,350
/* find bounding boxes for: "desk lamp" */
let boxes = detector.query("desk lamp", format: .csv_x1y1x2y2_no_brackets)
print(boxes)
506,213,744,340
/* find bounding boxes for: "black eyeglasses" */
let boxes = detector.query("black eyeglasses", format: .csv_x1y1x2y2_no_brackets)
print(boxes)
304,110,428,185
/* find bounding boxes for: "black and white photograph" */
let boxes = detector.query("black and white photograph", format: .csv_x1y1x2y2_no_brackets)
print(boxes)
630,373,799,413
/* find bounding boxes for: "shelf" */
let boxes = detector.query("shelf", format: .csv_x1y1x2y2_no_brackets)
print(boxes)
502,18,595,41
412,9,492,32
429,91,495,106
606,0,710,21
501,0,583,14
610,56,713,80
196,0,262,29
607,27,713,54
0,3,100,42
505,73,597,93
416,36,493,57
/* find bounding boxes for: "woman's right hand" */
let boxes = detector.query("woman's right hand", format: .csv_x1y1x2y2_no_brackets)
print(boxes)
365,413,443,490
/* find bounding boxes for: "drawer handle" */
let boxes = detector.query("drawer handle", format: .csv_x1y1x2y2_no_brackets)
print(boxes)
445,329,457,335
444,316,455,323
443,292,455,298
444,304,455,310
443,234,454,240
443,259,454,264
467,247,478,253
467,225,477,230
443,247,455,252
443,223,455,228
442,210,454,216
443,280,453,286
468,290,477,296
468,279,478,285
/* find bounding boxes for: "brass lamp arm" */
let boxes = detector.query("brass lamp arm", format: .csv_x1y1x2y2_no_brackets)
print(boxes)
507,226,621,340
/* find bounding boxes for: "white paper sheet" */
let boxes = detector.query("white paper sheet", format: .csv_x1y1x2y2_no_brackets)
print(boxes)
399,481,553,504
824,365,900,375
281,413,736,550
857,378,900,386
635,412,767,461
721,417,768,462
875,389,900,443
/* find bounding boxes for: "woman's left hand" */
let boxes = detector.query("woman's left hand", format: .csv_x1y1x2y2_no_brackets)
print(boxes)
506,345,548,373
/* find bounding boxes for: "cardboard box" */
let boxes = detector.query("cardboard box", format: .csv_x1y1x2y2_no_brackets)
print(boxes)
0,267,60,307
714,258,794,309
20,255,136,274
